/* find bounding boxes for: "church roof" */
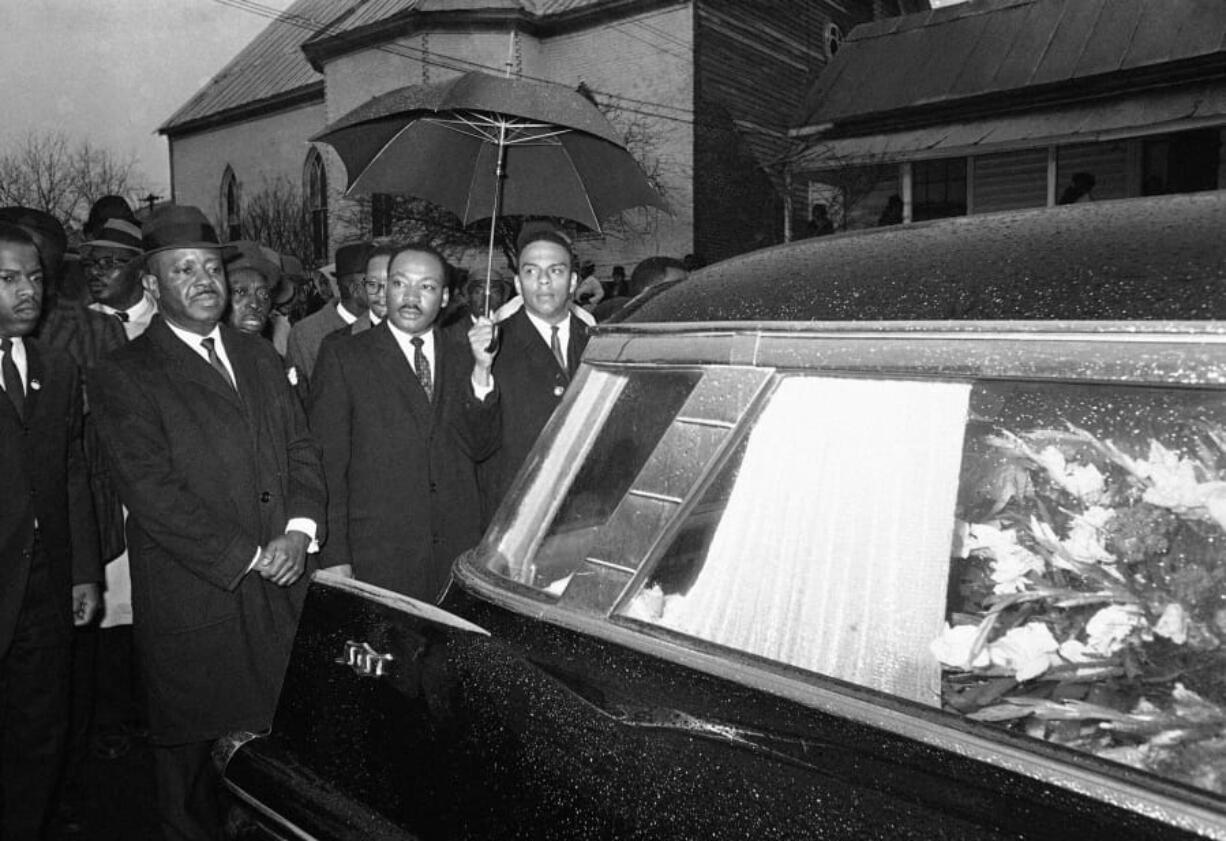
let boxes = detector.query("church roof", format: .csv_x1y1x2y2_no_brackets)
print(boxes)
795,0,1226,133
159,0,352,135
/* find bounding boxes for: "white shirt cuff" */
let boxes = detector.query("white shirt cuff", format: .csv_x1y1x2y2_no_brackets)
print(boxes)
286,518,320,553
471,373,494,400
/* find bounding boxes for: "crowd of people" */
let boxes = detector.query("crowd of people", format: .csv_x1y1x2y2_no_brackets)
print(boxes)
0,195,688,840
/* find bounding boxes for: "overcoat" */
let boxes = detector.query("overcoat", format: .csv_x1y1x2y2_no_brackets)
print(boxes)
91,316,326,745
474,308,589,516
308,322,495,600
0,339,101,655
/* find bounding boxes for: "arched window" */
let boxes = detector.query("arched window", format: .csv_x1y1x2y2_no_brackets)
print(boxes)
221,166,241,240
305,148,329,262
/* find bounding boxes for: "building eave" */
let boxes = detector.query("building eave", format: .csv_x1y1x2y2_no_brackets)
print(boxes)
159,81,326,139
300,0,687,71
791,53,1226,141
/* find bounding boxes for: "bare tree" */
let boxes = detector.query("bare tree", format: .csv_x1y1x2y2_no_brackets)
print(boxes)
238,176,317,268
0,130,146,231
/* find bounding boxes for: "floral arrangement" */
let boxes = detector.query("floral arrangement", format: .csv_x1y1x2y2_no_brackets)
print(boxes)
932,420,1226,796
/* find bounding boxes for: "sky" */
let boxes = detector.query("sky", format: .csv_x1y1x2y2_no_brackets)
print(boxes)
1,0,296,198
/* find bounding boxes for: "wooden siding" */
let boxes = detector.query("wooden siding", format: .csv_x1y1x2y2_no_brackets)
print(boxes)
694,0,878,262
973,147,1048,213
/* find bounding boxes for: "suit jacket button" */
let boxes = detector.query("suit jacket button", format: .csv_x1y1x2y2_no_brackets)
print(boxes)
429,482,438,493
552,385,564,397
259,491,271,503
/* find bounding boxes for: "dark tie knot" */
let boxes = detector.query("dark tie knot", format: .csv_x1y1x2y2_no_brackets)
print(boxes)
201,337,216,352
411,337,423,348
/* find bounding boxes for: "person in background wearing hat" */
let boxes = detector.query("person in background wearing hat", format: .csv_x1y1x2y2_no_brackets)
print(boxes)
309,243,495,598
284,240,368,390
81,216,157,772
222,240,290,345
0,221,102,839
465,222,591,517
90,204,326,841
84,218,155,338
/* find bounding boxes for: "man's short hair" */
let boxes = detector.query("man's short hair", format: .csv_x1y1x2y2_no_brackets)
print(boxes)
0,221,37,252
365,239,402,267
629,256,686,297
516,221,573,264
387,242,450,277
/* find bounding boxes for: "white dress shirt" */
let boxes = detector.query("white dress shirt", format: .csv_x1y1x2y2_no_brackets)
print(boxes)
90,291,157,340
387,321,436,381
524,308,572,368
162,319,317,561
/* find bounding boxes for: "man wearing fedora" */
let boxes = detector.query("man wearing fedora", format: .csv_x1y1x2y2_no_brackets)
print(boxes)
222,240,289,342
91,204,326,841
83,217,155,339
284,240,368,389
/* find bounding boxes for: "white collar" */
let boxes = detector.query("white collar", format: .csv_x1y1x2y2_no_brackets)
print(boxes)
336,301,359,325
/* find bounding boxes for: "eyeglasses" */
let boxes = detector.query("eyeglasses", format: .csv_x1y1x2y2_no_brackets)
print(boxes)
82,256,134,273
519,263,570,283
363,278,387,294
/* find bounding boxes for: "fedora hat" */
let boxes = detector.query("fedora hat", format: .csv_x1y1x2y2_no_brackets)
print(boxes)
224,240,292,305
142,204,219,255
334,241,370,278
82,218,142,254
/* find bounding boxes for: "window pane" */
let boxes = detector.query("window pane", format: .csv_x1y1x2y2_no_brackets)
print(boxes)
625,376,972,705
494,369,701,593
941,381,1226,799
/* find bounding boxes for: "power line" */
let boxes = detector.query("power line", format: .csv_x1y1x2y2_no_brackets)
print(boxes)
208,0,697,124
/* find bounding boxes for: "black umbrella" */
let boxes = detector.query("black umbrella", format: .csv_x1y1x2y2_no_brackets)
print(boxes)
311,71,668,310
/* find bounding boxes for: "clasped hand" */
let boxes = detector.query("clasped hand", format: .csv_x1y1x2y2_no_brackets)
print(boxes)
256,531,309,587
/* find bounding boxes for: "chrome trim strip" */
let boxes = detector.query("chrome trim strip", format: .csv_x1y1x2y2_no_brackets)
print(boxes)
452,562,1226,839
582,555,636,574
223,780,320,841
675,415,737,429
625,488,685,505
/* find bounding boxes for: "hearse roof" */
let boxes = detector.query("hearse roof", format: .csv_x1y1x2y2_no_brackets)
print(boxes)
624,191,1226,324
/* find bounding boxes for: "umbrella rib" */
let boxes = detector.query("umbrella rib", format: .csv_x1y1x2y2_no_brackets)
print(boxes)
557,142,602,233
348,121,421,195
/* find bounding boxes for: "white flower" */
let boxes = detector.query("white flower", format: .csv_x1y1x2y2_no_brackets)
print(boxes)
1154,602,1189,645
1085,604,1147,656
1035,445,1105,503
286,366,299,386
989,622,1059,681
1140,441,1209,510
1062,506,1116,565
930,623,991,671
965,523,1045,594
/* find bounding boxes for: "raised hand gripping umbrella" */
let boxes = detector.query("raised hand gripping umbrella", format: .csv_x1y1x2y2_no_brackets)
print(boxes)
311,71,668,313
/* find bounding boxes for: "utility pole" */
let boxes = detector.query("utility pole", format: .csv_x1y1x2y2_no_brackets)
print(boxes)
141,192,162,214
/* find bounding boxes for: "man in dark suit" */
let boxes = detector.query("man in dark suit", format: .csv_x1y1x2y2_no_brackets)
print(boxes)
284,240,368,387
467,223,590,517
0,222,102,839
309,244,494,600
91,205,326,841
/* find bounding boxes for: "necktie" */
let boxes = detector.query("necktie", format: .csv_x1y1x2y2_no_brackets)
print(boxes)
113,310,129,323
550,325,566,373
411,336,432,401
200,337,236,391
1,337,24,419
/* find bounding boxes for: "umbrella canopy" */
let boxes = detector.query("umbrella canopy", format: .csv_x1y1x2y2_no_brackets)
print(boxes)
311,71,668,231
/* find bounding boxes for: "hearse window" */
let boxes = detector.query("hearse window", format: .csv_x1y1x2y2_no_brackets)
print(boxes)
625,375,1226,800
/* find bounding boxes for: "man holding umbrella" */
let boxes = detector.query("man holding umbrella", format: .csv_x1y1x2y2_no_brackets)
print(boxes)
468,223,589,516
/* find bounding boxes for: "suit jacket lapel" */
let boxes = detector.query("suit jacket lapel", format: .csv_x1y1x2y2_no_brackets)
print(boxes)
147,317,244,410
220,327,261,423
566,314,587,379
5,339,41,423
505,309,565,378
371,323,433,431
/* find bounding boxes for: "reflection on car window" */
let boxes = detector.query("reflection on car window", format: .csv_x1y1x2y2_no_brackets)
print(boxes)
504,369,701,593
625,375,1226,800
625,375,972,704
